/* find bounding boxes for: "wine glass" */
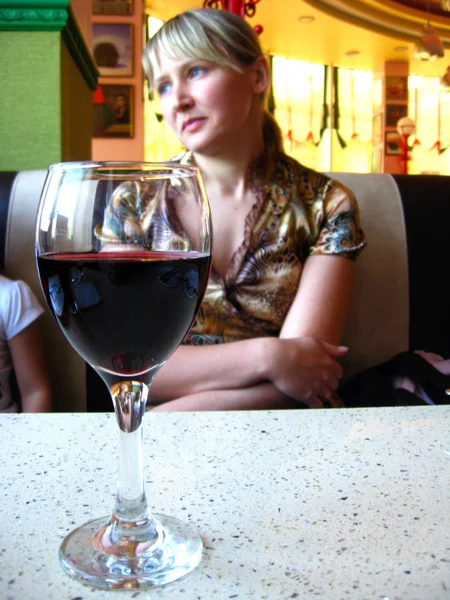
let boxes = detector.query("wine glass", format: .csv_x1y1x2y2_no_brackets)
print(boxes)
35,161,212,589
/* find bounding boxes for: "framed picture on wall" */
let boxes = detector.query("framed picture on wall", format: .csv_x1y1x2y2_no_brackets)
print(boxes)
92,23,133,77
93,0,133,15
93,84,134,138
385,76,408,102
385,131,402,155
385,104,407,128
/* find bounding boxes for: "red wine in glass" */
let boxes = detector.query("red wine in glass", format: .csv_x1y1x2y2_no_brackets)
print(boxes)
35,161,212,589
38,251,210,381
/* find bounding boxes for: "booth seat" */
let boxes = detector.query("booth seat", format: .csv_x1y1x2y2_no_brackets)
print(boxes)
1,169,449,412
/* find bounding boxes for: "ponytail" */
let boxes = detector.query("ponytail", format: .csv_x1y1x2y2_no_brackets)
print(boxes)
263,110,284,155
254,111,284,182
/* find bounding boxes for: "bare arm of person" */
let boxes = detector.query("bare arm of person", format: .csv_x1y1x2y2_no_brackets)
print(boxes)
151,256,352,408
260,254,354,406
152,381,296,412
151,332,346,407
280,253,355,343
9,320,52,412
152,336,277,402
152,254,354,411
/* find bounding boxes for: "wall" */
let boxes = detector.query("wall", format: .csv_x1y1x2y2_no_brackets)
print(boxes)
0,2,97,171
0,32,62,170
91,0,144,161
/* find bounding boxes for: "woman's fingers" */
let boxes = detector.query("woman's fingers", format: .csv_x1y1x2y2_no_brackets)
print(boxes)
306,395,324,409
321,341,349,357
266,336,348,407
324,373,340,391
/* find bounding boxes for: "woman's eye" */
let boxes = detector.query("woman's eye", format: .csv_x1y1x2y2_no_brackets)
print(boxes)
158,82,171,96
189,66,204,79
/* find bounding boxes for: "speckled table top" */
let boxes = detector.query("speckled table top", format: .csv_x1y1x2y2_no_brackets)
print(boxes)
0,406,449,600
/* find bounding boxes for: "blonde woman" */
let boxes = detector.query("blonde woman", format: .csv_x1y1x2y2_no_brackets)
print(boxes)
136,9,365,410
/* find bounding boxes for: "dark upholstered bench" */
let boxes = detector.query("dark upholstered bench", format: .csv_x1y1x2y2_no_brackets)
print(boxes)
1,169,449,412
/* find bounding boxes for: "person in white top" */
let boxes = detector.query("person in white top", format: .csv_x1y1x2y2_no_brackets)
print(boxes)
0,275,52,412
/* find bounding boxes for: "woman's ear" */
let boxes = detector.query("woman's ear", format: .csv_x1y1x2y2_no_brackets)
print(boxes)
251,56,270,95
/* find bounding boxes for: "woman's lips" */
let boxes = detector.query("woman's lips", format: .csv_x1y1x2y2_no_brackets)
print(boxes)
182,117,206,133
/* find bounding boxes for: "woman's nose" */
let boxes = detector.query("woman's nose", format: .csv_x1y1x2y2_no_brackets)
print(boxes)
173,82,194,111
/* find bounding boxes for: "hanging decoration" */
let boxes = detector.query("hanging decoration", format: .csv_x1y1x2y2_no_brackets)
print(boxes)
316,65,329,146
203,0,264,34
429,87,450,155
332,67,347,149
301,72,319,168
413,2,444,60
283,60,303,151
278,60,319,159
413,22,445,60
314,66,347,148
343,70,372,173
409,81,423,164
305,74,316,145
285,61,294,152
350,69,358,143
345,70,362,168
278,59,319,169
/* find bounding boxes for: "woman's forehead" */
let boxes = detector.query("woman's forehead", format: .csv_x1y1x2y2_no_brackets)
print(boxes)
151,46,244,80
152,51,196,74
152,48,220,77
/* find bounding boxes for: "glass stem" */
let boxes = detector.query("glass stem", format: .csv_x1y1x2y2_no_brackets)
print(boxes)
113,379,150,520
93,380,160,557
114,418,148,522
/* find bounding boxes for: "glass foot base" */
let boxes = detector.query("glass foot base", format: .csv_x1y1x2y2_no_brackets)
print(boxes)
59,513,203,589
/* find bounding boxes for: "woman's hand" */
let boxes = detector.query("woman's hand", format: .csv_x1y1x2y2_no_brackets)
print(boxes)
262,336,348,408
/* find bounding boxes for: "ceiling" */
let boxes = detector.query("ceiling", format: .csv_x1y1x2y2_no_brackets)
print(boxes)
145,0,450,78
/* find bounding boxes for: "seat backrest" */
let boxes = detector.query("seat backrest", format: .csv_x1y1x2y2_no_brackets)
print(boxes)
327,173,409,382
1,169,428,407
3,171,86,411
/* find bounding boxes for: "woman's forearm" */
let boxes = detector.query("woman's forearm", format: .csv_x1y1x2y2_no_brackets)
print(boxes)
151,334,346,408
151,337,273,402
151,381,299,412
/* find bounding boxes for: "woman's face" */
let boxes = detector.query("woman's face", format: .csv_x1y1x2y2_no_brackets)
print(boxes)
152,51,263,155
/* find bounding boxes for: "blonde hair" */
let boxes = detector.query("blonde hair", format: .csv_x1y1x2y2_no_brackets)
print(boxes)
142,9,283,154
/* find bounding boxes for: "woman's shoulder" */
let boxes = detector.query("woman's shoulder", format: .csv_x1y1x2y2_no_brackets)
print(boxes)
274,154,358,209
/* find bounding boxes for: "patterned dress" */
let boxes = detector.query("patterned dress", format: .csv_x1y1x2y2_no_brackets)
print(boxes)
174,151,367,346
100,151,366,346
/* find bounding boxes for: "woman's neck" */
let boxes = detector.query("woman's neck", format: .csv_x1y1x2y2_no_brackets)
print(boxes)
193,135,265,198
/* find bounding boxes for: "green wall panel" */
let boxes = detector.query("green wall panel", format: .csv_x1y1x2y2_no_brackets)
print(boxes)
0,31,61,170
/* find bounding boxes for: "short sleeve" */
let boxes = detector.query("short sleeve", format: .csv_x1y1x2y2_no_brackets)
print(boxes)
0,280,44,341
309,179,366,261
